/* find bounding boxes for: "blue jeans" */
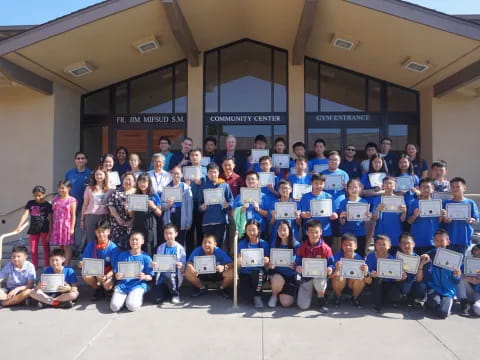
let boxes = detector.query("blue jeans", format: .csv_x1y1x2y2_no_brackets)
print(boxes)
393,280,426,300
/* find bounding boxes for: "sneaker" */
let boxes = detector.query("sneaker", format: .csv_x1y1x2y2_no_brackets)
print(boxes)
460,300,471,317
191,287,208,298
268,295,278,308
317,297,328,313
333,296,341,307
61,301,74,309
155,297,166,305
171,296,181,304
372,305,382,313
413,298,424,308
218,287,231,299
37,302,45,309
352,297,361,308
254,296,264,309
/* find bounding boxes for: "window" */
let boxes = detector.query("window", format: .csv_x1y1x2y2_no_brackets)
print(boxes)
388,85,417,112
83,89,110,115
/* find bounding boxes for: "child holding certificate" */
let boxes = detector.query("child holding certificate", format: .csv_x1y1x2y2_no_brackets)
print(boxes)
0,246,36,308
270,180,301,245
238,220,270,308
308,138,328,173
407,178,442,255
287,156,311,186
364,235,401,313
151,224,187,305
131,173,162,255
30,248,78,308
338,179,371,257
431,160,450,193
300,174,337,246
161,166,193,249
441,177,479,254
416,229,461,319
110,232,154,312
395,154,420,205
295,220,334,312
458,244,480,317
79,220,119,300
258,155,280,205
267,221,300,308
331,233,368,307
184,233,233,298
14,185,52,268
372,176,407,253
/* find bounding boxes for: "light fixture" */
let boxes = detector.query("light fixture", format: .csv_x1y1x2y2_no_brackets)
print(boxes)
64,61,95,77
132,36,161,54
331,33,358,51
403,58,431,73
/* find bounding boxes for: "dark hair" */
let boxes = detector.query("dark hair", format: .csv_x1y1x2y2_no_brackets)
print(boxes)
328,150,340,158
311,173,326,182
159,136,171,145
57,180,72,189
368,153,388,174
364,142,378,151
345,179,362,197
254,134,267,143
189,147,203,156
418,177,434,187
293,141,306,150
274,137,286,146
450,177,466,185
306,219,322,231
374,234,391,244
90,165,109,192
203,233,217,243
245,171,259,180
382,175,396,183
51,248,66,258
295,155,307,163
95,219,111,231
32,185,46,194
130,232,145,241
314,138,326,147
399,232,414,244
164,223,178,232
341,233,357,244
116,146,128,156
135,173,155,196
278,179,291,188
122,171,137,185
183,137,193,143
222,155,235,164
245,219,261,241
275,220,295,249
12,245,28,255
405,143,422,162
102,153,115,164
398,153,414,176
207,162,221,172
434,229,449,238
471,244,480,255
380,137,392,144
431,160,447,169
74,151,88,160
259,155,272,164
204,136,217,146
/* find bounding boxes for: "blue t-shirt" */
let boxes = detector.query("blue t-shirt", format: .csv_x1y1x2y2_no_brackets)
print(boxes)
238,238,270,274
199,180,234,225
412,158,428,178
44,266,77,285
187,246,232,265
299,192,333,236
308,158,328,173
442,198,480,246
81,240,120,267
270,242,300,278
339,159,362,180
270,198,300,243
365,252,395,281
338,198,370,236
113,251,154,294
371,196,404,246
396,173,419,204
423,248,461,297
64,167,92,206
321,169,349,207
407,199,440,247
331,250,364,271
287,173,312,186
360,172,384,207
233,192,269,232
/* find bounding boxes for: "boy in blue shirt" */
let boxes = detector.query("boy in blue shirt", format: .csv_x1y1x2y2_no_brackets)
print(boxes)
287,156,311,185
431,160,450,193
458,244,480,317
185,233,233,298
110,232,154,312
442,177,479,254
199,162,234,248
417,229,461,319
30,248,79,308
0,245,35,307
79,220,119,300
308,138,328,173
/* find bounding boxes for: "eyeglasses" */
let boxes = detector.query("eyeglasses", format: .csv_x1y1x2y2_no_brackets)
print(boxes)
346,148,356,151
76,157,86,160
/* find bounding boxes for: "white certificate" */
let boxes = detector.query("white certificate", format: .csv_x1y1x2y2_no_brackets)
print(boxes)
368,172,386,187
203,188,224,205
324,175,343,191
251,149,269,163
194,255,216,274
118,261,142,279
200,157,211,167
313,164,328,173
377,258,403,280
127,194,149,212
432,192,452,201
340,258,365,280
290,167,296,174
241,248,264,267
310,199,332,217
381,196,404,212
275,202,297,220
433,248,463,271
108,171,121,187
153,254,177,273
419,199,442,217
94,194,107,206
347,202,369,221
162,187,182,203
396,252,420,274
41,274,65,293
302,258,327,278
292,183,311,200
270,248,293,267
82,258,105,277
464,257,480,276
446,203,471,220
258,172,275,187
240,187,261,204
395,176,414,191
183,166,202,181
272,154,290,168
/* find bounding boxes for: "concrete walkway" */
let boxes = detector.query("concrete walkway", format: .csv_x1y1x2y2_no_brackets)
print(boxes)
2,289,478,360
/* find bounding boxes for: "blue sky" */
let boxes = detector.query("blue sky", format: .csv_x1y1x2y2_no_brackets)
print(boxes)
0,0,479,25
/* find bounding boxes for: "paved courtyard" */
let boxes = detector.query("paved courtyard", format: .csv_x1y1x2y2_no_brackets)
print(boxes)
2,287,478,360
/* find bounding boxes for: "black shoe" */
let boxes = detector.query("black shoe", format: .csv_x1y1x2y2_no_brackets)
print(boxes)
91,288,105,301
352,297,361,308
317,297,328,313
460,300,471,317
218,287,231,299
61,301,74,309
372,305,382,313
155,297,167,305
333,296,341,307
191,287,208,298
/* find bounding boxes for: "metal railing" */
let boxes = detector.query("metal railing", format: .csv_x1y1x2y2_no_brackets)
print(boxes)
0,221,29,262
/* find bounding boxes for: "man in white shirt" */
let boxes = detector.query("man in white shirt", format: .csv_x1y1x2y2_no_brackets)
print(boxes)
147,153,172,195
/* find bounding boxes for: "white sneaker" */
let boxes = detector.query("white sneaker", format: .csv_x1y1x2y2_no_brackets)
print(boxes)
171,296,181,304
254,296,264,309
268,295,278,308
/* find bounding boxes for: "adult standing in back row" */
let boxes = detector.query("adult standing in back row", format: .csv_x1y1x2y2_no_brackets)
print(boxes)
215,135,247,178
169,137,193,170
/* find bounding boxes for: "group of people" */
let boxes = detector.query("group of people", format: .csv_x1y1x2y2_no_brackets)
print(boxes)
0,134,479,318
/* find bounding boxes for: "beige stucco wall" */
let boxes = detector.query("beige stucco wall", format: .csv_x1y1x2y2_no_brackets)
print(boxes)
419,87,433,165
432,92,480,193
288,58,305,151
